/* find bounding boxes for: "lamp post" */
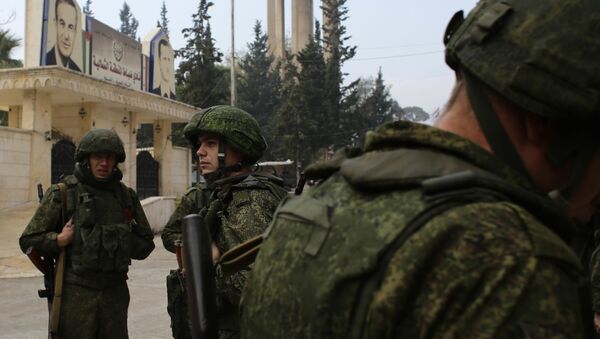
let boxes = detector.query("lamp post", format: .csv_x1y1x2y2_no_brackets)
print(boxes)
230,0,236,107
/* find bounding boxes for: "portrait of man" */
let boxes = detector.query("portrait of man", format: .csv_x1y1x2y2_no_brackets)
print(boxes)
45,0,83,72
151,38,176,100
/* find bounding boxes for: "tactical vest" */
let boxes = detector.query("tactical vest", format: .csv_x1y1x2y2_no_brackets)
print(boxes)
202,173,287,238
61,175,136,274
242,148,585,338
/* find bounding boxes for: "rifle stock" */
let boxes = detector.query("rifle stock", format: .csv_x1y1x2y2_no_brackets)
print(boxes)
50,248,65,337
182,214,218,339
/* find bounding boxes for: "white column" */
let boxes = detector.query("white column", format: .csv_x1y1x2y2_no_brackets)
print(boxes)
153,119,173,196
267,0,285,59
292,0,314,55
22,89,53,201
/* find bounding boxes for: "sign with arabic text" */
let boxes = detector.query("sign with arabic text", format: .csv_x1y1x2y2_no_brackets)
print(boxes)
88,18,142,89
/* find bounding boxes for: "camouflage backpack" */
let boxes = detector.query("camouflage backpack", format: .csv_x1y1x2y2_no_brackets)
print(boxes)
241,147,582,338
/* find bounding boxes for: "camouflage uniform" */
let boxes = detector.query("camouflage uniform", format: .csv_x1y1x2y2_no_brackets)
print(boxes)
20,129,155,339
162,181,213,339
241,0,600,337
210,172,287,338
241,121,587,338
178,106,288,338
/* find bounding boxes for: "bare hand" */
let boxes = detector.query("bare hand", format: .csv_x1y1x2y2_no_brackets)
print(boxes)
212,242,221,263
56,218,74,248
595,313,600,333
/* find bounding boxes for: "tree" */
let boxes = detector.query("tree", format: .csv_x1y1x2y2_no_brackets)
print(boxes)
238,21,280,150
321,0,359,148
361,67,394,128
176,0,228,107
293,21,329,163
119,2,139,39
159,0,170,37
0,28,22,68
83,0,93,16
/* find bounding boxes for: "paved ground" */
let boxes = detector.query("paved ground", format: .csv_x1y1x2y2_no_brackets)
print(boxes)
0,203,178,338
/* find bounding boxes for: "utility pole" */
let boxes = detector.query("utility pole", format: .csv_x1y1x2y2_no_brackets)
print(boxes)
230,0,236,106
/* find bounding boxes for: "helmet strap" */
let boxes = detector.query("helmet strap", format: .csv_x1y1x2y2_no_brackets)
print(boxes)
547,130,600,201
214,138,244,177
462,69,533,182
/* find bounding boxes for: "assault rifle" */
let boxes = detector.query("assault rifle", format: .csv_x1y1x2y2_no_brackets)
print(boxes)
26,184,56,338
26,183,67,339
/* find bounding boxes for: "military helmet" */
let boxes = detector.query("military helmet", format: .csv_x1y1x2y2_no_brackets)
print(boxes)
76,129,126,163
445,0,600,121
183,106,267,163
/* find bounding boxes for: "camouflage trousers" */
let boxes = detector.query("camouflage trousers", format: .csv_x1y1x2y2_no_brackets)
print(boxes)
58,281,129,339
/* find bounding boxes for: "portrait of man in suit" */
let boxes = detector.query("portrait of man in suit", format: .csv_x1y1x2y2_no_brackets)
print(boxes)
46,0,82,72
151,38,176,100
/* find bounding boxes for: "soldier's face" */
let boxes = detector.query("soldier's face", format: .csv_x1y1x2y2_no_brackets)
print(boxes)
88,153,117,180
196,134,245,175
55,2,78,58
568,149,600,223
197,135,219,175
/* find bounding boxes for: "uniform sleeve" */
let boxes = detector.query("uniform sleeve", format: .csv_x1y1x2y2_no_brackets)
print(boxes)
129,189,155,260
215,189,281,307
161,190,198,253
366,202,586,338
19,187,62,258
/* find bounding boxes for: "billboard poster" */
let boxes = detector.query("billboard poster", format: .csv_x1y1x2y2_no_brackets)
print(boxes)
148,31,176,100
88,18,143,89
40,0,85,72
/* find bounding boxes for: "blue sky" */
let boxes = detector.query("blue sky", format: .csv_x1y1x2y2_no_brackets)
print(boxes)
2,0,478,112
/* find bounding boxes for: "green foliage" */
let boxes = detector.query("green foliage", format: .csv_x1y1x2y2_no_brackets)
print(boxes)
361,67,394,128
0,28,22,69
83,0,93,16
160,0,170,37
170,122,187,147
321,0,358,148
237,21,281,156
175,0,228,107
119,2,139,39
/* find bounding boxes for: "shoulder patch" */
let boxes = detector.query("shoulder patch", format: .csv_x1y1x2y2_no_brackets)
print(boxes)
273,195,331,256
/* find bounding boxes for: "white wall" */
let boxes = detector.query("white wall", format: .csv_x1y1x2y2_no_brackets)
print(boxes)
170,146,191,197
0,128,32,209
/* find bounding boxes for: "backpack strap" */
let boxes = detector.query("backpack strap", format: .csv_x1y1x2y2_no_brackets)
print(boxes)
56,183,68,227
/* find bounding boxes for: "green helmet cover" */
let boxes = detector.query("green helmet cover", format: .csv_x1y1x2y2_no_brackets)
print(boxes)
445,0,600,121
76,129,126,163
183,105,267,163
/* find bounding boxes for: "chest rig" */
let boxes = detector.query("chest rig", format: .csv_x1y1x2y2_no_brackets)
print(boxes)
61,175,135,274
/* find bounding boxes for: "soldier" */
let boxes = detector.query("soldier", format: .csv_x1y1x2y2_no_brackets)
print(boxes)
20,129,155,339
241,0,600,338
166,105,287,339
161,123,216,339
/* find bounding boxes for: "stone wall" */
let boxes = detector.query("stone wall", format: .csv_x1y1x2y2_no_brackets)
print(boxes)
0,127,32,209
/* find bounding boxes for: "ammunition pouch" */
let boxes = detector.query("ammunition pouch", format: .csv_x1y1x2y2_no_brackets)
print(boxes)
166,269,192,339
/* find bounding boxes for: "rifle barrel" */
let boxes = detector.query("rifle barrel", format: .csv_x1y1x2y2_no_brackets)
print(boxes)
182,214,218,339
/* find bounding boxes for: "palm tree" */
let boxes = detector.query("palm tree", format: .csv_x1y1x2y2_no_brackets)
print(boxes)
0,28,22,68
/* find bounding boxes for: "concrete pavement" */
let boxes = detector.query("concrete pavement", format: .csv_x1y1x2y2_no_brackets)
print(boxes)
0,202,178,338
0,237,176,338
